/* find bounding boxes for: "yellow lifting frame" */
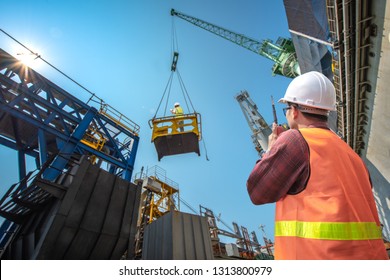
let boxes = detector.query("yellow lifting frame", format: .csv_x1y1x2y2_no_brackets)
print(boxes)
149,113,202,142
149,113,202,160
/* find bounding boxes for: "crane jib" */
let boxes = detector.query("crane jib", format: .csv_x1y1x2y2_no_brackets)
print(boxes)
170,8,300,78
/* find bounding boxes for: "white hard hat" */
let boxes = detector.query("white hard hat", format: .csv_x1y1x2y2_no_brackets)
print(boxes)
278,71,336,113
174,102,180,106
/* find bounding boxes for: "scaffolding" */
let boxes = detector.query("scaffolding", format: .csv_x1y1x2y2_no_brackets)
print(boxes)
133,166,180,259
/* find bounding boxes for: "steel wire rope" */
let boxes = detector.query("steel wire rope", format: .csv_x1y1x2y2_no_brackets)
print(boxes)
168,12,197,114
179,197,198,215
171,16,179,55
0,28,103,106
207,206,237,235
201,136,210,161
0,29,138,187
163,15,179,115
216,214,235,233
176,69,195,113
152,71,174,119
176,69,210,160
163,73,174,116
172,13,196,113
153,16,180,119
170,11,198,115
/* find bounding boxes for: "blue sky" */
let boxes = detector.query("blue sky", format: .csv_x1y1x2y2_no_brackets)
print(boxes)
0,0,293,243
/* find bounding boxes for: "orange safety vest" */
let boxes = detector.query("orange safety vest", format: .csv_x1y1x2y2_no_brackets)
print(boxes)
274,128,388,260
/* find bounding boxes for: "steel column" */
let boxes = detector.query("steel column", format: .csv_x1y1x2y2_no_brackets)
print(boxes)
42,108,98,181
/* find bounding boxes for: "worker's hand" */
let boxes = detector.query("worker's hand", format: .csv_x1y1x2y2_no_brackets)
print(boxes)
267,122,286,152
170,109,174,113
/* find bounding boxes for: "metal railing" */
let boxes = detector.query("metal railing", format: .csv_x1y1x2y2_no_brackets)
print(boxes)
149,113,201,142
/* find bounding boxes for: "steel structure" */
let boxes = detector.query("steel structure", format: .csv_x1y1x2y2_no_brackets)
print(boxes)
171,9,300,78
235,90,272,156
326,0,377,155
0,48,140,253
133,166,180,259
325,0,390,241
199,206,273,259
0,157,142,259
0,48,140,182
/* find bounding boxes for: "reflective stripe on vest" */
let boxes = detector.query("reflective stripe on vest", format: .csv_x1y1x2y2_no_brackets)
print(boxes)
275,221,383,240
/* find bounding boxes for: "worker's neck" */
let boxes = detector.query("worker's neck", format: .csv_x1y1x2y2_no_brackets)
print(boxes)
297,116,328,129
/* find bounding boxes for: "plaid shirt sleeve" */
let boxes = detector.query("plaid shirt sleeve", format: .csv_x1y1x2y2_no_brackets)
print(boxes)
246,129,310,205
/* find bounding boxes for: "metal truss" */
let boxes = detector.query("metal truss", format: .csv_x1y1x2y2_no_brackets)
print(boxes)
0,48,140,182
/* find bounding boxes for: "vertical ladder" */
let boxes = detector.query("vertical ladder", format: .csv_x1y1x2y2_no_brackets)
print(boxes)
133,190,153,259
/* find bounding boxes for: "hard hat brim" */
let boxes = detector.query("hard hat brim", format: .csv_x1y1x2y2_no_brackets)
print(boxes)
278,98,288,104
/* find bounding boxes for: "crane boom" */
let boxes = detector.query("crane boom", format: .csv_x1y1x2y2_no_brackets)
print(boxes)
235,91,272,156
171,9,300,78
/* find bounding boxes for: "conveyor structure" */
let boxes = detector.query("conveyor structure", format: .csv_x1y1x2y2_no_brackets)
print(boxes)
0,48,140,181
0,48,141,258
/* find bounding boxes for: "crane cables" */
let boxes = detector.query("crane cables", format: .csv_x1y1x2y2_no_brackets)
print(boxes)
153,14,198,118
174,15,210,161
179,197,199,215
0,28,103,107
152,15,210,161
152,55,197,119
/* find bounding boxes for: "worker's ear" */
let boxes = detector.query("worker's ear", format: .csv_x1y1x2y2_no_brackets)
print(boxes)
292,106,300,119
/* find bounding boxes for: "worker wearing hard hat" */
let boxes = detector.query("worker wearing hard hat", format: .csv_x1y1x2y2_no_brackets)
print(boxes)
170,102,183,115
170,102,184,132
246,71,388,260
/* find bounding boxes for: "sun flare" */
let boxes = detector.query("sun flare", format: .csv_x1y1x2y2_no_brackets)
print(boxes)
17,51,40,67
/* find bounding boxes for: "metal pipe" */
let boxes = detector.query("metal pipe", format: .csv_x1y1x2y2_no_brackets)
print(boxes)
288,29,334,46
327,0,346,138
353,0,362,150
342,0,353,146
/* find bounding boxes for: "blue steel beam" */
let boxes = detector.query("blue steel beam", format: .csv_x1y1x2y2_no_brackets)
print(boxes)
38,129,47,166
0,95,139,180
0,75,84,126
0,135,39,158
124,136,139,180
0,102,78,144
43,107,97,181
